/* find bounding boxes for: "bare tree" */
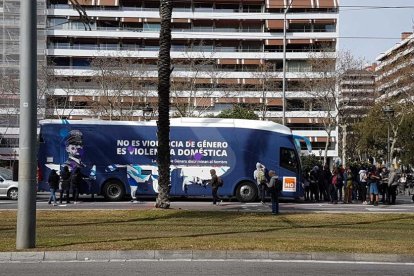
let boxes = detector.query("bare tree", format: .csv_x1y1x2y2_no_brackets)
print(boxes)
0,75,19,149
171,43,231,117
88,56,154,121
68,0,93,31
304,50,366,165
250,61,280,120
44,67,82,120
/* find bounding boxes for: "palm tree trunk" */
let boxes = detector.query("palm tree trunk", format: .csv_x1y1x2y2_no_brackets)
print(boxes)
155,0,172,209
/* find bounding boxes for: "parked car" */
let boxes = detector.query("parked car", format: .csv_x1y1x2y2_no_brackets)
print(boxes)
0,167,18,200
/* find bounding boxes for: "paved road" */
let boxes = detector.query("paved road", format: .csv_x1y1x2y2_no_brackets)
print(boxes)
1,260,413,276
1,193,414,213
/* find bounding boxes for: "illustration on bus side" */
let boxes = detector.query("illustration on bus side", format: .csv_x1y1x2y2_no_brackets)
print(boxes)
45,129,96,179
106,164,230,194
38,118,306,201
44,127,234,195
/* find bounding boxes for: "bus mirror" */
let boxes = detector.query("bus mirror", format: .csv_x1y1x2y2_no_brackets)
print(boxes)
292,135,312,153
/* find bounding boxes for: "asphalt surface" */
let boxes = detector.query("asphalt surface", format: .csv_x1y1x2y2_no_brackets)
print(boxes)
1,193,414,213
1,258,414,276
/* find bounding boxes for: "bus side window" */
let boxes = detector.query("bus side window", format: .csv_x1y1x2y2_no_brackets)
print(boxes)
141,170,152,176
280,147,298,173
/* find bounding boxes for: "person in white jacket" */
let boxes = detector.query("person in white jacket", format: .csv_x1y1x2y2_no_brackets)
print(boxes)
253,162,267,204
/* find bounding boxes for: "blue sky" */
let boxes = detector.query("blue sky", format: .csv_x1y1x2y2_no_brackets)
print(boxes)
340,0,414,63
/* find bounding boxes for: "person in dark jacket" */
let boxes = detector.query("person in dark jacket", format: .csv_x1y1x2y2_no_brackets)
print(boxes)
59,166,71,204
322,165,332,201
47,169,60,206
268,170,282,215
309,166,320,202
210,169,222,205
71,167,83,204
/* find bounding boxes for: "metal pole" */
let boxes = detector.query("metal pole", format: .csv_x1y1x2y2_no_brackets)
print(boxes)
387,123,390,168
282,7,287,126
16,0,37,249
282,0,292,126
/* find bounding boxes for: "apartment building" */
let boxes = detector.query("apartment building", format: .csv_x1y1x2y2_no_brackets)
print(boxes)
0,0,46,162
46,0,339,159
376,32,414,101
339,66,376,122
0,0,340,161
338,66,376,163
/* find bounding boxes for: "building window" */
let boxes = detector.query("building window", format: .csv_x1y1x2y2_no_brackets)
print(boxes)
143,23,160,31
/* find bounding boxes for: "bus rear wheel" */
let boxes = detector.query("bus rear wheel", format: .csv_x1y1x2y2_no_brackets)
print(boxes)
103,180,125,201
236,182,257,202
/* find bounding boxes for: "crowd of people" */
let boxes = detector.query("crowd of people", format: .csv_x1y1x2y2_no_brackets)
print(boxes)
302,163,412,205
47,162,412,208
47,166,85,206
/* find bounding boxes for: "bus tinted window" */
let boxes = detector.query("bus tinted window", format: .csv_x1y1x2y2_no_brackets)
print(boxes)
280,148,298,173
141,170,152,175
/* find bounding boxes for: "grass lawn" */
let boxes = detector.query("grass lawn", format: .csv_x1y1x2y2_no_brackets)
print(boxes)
1,210,414,254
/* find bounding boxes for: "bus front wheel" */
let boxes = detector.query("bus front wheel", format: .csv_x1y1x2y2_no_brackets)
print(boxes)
103,180,125,201
236,182,257,202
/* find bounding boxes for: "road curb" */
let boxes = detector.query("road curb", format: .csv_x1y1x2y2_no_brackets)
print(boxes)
1,250,414,263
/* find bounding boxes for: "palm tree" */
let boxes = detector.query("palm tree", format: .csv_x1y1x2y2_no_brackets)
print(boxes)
155,0,173,209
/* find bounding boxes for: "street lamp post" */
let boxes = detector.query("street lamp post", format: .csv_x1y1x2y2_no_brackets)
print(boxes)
142,104,154,121
282,0,293,126
382,104,394,168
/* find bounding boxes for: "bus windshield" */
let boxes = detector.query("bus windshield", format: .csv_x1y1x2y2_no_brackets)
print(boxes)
280,147,299,173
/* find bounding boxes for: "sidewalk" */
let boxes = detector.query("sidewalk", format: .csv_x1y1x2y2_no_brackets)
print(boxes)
1,250,414,263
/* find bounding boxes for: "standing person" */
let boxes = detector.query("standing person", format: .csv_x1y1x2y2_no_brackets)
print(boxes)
343,167,353,204
351,166,359,202
368,166,381,206
59,165,71,204
267,170,282,215
387,167,398,205
337,166,344,202
359,167,368,204
322,165,332,201
47,169,59,206
379,167,389,204
254,162,267,204
399,173,407,195
330,168,339,204
210,169,222,205
70,167,83,204
309,166,320,202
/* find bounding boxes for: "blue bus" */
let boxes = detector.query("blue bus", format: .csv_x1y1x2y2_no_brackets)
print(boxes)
37,118,310,202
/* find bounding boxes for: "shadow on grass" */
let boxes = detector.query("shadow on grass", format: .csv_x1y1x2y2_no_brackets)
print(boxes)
41,212,413,249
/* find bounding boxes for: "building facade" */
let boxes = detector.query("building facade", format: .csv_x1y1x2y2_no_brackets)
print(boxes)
1,0,340,161
375,32,414,101
0,0,46,163
339,67,376,122
338,66,376,164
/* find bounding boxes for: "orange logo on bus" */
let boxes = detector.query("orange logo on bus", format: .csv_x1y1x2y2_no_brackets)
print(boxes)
283,177,296,192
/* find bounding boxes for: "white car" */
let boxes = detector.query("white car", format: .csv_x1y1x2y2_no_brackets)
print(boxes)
0,168,18,200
